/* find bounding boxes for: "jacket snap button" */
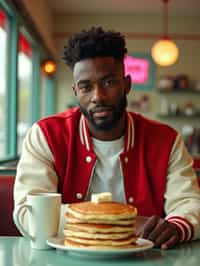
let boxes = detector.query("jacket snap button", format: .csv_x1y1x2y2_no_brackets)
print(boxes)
86,156,92,163
128,197,134,203
124,157,128,163
76,193,83,199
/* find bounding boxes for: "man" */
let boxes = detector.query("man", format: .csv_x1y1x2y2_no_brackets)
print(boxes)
14,27,200,249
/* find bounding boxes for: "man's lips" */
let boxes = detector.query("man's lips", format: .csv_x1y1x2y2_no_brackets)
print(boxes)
93,110,111,118
91,107,113,119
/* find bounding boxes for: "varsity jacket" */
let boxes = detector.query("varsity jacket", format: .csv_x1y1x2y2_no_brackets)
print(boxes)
14,108,200,242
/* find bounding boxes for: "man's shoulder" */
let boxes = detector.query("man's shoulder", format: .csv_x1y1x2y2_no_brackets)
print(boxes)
129,111,177,135
37,107,81,126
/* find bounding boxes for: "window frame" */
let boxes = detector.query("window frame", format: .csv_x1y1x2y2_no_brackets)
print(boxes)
1,1,18,159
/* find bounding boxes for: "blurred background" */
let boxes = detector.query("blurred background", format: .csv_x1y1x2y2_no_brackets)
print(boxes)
0,0,200,169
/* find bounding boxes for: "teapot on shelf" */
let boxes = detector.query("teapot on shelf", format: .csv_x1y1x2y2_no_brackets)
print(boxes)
174,74,189,90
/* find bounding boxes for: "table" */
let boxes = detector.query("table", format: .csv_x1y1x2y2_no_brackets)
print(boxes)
0,237,200,266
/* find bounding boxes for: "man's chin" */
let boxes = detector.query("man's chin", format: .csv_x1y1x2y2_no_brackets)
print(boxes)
91,118,117,131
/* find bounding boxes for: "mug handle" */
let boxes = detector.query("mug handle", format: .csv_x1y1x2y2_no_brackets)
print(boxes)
14,204,34,241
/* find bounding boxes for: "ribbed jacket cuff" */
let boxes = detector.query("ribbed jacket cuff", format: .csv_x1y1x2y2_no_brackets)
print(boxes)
166,216,194,242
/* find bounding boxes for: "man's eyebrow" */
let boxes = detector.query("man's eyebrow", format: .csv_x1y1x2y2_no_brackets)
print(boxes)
76,73,117,85
76,79,90,85
101,73,116,80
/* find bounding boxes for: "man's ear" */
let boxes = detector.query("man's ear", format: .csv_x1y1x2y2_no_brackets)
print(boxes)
125,75,131,94
72,84,77,96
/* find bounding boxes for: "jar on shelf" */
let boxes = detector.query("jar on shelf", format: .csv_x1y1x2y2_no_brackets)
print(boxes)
157,76,174,91
182,102,196,116
194,80,200,91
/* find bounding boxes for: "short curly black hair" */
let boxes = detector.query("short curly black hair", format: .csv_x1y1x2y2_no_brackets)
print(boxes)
63,27,127,69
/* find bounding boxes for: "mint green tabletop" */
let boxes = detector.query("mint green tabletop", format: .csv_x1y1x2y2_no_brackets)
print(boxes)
0,237,200,266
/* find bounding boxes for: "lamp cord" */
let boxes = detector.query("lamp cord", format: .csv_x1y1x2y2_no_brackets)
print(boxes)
163,0,169,39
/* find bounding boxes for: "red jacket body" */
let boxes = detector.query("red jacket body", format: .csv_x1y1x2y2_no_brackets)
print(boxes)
37,107,177,217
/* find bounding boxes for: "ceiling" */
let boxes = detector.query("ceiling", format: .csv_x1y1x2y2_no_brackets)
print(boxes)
47,0,200,16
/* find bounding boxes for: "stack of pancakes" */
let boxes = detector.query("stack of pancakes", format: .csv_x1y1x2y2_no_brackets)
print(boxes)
64,201,137,249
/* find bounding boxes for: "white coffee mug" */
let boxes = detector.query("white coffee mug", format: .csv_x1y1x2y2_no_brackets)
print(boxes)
14,192,61,250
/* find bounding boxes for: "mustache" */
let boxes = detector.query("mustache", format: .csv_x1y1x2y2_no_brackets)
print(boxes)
90,105,113,113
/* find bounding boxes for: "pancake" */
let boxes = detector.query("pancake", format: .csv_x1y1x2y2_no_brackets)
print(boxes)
66,201,137,221
65,235,137,246
63,199,138,249
64,223,135,233
66,212,135,225
64,239,139,249
64,229,135,239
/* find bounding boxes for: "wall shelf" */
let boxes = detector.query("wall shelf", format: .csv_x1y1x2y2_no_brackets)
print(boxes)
157,113,200,118
157,89,200,94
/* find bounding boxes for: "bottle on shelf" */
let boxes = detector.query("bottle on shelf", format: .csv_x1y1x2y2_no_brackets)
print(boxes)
160,97,169,115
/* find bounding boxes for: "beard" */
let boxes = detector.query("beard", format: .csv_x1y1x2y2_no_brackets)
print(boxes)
79,94,127,131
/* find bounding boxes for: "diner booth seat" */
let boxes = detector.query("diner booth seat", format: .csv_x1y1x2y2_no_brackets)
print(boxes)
0,175,21,236
194,159,200,187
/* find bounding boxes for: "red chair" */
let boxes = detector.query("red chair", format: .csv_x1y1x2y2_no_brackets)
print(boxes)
194,159,200,187
0,175,21,236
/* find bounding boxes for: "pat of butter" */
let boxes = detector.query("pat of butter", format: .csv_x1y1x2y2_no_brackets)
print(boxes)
91,192,112,203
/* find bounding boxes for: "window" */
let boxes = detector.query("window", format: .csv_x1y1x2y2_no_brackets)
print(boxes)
17,32,33,153
40,73,56,117
0,2,56,162
0,9,8,159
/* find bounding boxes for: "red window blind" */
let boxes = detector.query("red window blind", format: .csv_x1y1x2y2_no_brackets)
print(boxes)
19,33,32,57
0,9,6,29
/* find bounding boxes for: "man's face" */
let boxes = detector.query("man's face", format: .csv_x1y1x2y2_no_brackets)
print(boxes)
73,57,131,131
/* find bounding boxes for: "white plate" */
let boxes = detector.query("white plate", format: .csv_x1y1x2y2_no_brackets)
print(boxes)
47,237,154,257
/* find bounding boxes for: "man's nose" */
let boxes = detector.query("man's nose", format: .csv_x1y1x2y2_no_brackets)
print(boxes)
91,84,106,103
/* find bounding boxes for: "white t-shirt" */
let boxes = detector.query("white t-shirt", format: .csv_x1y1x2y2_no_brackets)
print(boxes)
85,136,126,203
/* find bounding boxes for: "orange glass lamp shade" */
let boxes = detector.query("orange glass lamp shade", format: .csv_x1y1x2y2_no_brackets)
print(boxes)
151,38,179,66
43,60,57,74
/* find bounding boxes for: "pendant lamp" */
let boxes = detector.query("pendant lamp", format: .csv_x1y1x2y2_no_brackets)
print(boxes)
151,0,179,66
42,60,57,75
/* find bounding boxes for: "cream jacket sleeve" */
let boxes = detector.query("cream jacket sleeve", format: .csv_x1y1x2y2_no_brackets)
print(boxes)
165,133,200,241
14,123,57,206
13,123,66,234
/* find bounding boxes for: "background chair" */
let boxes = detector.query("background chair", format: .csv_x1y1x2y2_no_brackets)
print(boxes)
0,175,21,236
